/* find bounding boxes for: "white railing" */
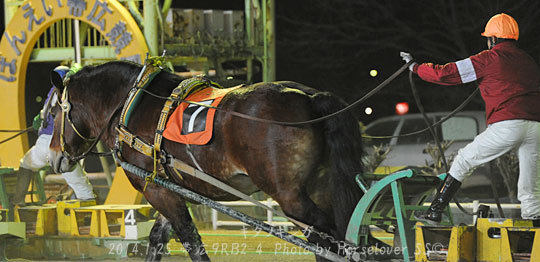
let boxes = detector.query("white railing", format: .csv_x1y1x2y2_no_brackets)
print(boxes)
211,198,295,230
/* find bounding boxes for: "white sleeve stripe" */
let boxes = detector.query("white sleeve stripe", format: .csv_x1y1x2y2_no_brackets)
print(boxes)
455,58,477,83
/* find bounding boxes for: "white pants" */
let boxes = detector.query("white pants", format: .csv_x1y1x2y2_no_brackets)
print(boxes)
20,134,95,200
449,120,540,219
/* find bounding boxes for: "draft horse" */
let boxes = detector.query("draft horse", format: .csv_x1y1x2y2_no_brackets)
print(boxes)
48,61,364,261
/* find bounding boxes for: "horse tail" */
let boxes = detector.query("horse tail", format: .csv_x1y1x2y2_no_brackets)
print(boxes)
310,92,363,239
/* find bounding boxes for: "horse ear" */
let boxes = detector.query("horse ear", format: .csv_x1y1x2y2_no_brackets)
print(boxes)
50,70,64,92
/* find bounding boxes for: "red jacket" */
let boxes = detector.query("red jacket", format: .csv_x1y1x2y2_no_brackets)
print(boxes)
413,41,540,125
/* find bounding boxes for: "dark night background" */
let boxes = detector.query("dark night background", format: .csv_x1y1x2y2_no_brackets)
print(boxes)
170,0,540,124
2,0,540,124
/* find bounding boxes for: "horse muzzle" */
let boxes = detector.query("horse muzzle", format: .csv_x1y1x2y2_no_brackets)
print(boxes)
48,150,76,173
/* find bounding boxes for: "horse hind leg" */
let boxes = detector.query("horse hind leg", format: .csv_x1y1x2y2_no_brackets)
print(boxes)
271,191,342,261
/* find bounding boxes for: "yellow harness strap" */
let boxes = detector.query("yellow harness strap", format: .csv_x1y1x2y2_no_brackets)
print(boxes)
117,72,221,190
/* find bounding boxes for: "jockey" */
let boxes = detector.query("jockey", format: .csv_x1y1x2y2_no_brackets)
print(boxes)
11,65,95,207
400,13,540,224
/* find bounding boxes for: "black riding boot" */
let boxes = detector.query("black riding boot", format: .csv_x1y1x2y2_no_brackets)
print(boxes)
11,167,34,207
415,174,462,224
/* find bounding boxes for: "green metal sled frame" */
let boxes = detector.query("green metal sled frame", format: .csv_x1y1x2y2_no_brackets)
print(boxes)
346,169,452,262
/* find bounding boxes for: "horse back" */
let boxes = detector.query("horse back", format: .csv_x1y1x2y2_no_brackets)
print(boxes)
160,81,327,198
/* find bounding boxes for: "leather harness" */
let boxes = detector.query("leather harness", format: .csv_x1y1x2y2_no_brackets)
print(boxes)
113,62,309,228
114,62,221,190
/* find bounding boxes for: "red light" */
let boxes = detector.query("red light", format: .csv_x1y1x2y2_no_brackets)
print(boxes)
395,102,409,115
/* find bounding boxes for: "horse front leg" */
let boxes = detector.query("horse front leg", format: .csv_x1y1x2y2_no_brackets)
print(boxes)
143,184,209,261
169,204,210,261
146,214,172,261
146,211,210,261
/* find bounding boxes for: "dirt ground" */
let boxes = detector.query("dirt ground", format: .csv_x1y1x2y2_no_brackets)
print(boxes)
127,229,316,262
123,229,394,262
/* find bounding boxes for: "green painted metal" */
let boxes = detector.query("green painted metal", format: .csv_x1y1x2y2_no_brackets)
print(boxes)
355,175,369,193
262,0,276,82
144,0,159,55
0,168,15,210
345,170,414,244
346,169,449,260
127,0,144,28
161,0,172,18
391,180,411,262
30,47,116,62
0,222,26,239
245,0,256,83
438,173,448,180
30,170,47,205
164,44,263,61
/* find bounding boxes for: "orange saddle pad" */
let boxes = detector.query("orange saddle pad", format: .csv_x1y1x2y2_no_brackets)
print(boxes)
163,86,241,145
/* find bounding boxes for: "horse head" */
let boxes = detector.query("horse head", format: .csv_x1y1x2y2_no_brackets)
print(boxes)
48,67,97,173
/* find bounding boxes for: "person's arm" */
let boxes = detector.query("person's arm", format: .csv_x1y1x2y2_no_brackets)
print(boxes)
414,62,465,86
40,87,57,129
404,50,489,86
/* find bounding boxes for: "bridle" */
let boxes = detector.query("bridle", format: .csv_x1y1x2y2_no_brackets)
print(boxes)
55,76,129,163
58,85,124,162
54,61,415,162
58,87,98,161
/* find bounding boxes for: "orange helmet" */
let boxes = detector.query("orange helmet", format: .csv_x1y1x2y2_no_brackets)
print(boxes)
481,13,519,40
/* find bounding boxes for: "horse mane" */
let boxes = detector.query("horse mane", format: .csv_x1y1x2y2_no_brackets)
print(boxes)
68,61,140,102
55,60,365,250
68,60,185,104
65,61,185,141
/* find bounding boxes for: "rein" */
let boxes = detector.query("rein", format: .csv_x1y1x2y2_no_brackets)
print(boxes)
0,127,34,144
53,59,414,162
109,62,417,229
363,87,480,139
137,61,415,126
55,60,415,252
58,86,124,161
56,60,413,203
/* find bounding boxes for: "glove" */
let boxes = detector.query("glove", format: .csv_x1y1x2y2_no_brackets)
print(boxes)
400,52,417,71
32,113,43,131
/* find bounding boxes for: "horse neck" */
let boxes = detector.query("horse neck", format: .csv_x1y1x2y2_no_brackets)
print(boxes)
81,68,137,147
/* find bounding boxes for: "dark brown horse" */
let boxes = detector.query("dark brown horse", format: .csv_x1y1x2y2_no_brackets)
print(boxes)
48,61,364,261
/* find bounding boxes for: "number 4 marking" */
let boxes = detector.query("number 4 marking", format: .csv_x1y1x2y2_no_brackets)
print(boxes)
125,209,136,225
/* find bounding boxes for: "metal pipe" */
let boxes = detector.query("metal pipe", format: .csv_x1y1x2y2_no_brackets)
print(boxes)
262,0,275,82
144,0,159,55
161,0,172,19
78,22,90,47
244,0,254,83
262,0,267,82
67,19,72,47
62,19,66,47
126,0,144,29
76,18,114,185
120,161,347,262
96,142,113,186
74,19,82,63
154,2,164,54
75,21,115,186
